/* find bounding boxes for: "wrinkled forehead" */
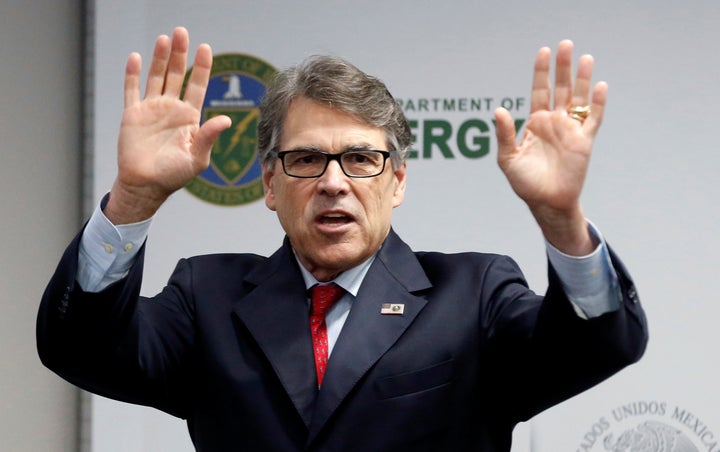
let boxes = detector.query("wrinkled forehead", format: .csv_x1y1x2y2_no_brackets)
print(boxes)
281,98,387,152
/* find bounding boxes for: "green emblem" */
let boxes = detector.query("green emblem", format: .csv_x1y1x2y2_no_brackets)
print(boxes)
182,54,276,206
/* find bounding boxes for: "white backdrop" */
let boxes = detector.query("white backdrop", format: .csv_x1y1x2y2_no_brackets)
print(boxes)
91,1,720,451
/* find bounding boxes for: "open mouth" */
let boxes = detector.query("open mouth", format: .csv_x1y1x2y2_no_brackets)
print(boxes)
317,213,353,226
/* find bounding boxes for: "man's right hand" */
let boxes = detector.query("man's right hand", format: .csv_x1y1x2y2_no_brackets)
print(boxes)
104,27,232,225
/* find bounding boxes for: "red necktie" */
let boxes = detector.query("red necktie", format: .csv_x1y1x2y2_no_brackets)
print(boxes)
309,283,344,387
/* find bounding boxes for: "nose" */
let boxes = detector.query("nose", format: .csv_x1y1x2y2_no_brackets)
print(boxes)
317,159,349,196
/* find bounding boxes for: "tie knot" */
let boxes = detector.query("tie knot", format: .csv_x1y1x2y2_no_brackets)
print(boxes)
310,283,344,317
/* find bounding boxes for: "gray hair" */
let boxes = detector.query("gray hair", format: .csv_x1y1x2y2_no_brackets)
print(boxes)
257,55,411,170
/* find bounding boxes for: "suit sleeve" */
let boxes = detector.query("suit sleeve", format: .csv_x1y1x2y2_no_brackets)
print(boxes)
36,230,195,418
483,244,648,423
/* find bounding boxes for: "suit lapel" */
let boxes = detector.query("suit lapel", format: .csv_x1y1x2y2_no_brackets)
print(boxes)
232,241,318,428
307,230,432,443
231,232,432,439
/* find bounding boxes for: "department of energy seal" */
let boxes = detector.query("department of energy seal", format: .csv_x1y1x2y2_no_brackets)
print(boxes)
182,53,276,206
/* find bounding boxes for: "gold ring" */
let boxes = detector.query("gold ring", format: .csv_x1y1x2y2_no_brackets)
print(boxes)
567,104,590,123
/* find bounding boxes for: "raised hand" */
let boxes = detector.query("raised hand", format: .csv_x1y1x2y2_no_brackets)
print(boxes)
105,27,231,224
494,40,607,255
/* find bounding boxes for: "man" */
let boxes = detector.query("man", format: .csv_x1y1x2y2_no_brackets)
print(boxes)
38,27,647,451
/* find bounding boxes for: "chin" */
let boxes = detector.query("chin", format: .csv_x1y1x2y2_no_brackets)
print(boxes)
313,246,365,271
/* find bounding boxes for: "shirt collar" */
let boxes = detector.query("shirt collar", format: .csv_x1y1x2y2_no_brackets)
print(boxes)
294,250,377,297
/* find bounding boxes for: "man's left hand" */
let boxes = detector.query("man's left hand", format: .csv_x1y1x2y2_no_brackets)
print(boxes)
494,40,607,256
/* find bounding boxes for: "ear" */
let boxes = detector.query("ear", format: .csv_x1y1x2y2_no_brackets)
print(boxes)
262,165,277,211
392,162,407,208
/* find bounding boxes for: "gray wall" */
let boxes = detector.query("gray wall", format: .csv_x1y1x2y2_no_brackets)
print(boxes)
0,0,82,450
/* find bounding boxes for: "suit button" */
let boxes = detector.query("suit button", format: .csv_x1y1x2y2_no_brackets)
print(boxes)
628,287,638,303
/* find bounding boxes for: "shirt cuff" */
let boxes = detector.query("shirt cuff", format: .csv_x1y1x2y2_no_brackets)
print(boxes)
77,195,152,292
545,220,621,319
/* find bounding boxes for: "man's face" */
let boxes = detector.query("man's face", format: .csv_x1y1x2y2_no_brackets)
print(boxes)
263,97,406,282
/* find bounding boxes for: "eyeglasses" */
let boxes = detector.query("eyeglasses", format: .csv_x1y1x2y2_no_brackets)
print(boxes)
276,149,395,178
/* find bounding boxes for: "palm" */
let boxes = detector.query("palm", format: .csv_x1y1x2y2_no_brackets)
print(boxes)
118,96,205,195
499,110,594,212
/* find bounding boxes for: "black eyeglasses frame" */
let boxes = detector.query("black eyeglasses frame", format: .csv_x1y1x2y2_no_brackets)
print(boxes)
275,149,395,179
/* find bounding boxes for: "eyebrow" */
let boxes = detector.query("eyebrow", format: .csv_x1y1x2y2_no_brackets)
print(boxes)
283,144,376,153
283,145,323,152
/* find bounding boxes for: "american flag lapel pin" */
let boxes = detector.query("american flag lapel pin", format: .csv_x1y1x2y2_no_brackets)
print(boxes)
381,303,405,315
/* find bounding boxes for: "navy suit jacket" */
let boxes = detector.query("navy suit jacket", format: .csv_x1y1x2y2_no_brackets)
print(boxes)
38,229,647,451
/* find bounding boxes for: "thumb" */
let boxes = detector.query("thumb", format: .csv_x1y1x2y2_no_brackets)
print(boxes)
494,107,517,166
191,115,233,167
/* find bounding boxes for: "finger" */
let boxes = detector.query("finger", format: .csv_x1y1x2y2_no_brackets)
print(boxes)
530,46,551,113
182,43,213,110
191,115,233,168
553,39,574,110
144,34,171,98
162,27,190,96
124,52,142,108
583,81,608,136
494,107,518,160
571,54,594,107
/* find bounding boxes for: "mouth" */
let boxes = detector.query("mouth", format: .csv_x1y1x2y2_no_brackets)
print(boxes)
315,211,354,227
